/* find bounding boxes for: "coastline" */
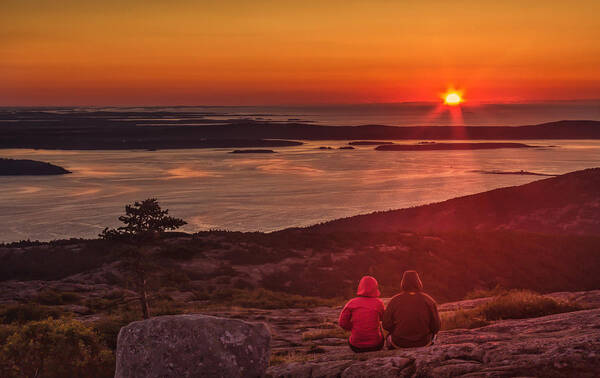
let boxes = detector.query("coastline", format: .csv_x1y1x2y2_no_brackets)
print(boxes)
1,109,600,151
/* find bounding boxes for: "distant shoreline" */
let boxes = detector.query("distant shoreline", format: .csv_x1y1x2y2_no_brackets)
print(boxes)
375,142,534,151
1,109,600,150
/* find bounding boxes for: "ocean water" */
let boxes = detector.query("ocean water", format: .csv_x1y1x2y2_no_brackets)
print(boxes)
1,139,600,242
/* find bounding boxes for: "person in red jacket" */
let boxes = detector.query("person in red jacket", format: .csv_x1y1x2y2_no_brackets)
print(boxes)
383,270,441,348
339,275,385,352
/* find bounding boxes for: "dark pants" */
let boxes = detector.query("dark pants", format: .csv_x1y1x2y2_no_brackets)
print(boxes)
348,338,385,353
386,334,434,349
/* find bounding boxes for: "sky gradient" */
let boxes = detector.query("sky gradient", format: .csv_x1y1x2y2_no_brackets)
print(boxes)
2,0,600,105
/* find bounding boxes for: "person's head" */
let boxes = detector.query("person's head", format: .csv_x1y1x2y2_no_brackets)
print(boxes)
356,275,381,297
401,270,423,292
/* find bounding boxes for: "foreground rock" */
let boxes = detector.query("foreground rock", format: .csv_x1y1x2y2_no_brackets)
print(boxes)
115,314,271,378
267,308,600,377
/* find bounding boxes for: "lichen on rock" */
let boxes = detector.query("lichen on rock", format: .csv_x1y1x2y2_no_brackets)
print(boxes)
115,314,271,378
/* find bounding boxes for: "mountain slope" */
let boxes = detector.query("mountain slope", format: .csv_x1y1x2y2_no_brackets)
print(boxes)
305,168,600,235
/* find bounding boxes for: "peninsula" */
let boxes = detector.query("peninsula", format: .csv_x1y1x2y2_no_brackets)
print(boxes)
0,158,71,176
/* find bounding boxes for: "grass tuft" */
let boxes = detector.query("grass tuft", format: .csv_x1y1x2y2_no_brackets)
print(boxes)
479,290,582,320
442,290,583,330
302,327,349,341
269,351,317,366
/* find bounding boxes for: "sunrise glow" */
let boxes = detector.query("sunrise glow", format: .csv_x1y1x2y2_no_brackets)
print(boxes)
444,93,462,106
2,1,600,105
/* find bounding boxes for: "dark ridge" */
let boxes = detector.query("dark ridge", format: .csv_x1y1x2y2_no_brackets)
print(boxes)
1,110,600,151
0,158,71,176
300,167,600,235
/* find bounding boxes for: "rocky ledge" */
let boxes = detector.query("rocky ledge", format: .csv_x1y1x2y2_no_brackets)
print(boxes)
267,307,600,377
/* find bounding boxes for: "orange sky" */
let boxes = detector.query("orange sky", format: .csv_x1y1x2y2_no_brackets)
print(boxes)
2,0,599,105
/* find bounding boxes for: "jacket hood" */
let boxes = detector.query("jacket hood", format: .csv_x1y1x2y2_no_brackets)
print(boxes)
401,270,423,292
357,275,381,297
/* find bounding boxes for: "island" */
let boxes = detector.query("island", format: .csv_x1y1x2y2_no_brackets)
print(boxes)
229,149,277,154
0,158,71,176
338,146,355,150
349,141,395,146
375,142,534,151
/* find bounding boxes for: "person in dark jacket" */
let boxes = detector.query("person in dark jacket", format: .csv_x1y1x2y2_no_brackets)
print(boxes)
339,276,385,352
382,270,441,348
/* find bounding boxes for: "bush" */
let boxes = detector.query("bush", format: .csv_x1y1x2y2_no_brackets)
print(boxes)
480,290,582,320
464,284,507,299
302,328,349,341
442,290,583,330
441,309,489,330
0,304,64,324
92,314,139,350
192,288,341,309
159,244,203,260
0,319,114,378
34,289,82,305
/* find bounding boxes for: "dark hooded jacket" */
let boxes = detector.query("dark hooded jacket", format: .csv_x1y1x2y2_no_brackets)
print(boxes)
339,276,385,348
382,271,441,347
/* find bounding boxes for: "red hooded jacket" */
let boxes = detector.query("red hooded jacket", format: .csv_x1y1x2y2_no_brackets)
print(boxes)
339,276,385,348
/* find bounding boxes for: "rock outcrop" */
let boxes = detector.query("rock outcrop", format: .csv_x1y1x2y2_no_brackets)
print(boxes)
267,308,600,377
115,314,271,378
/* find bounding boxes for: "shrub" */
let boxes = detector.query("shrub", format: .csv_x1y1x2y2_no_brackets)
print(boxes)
34,289,82,305
442,290,583,330
84,297,122,313
441,309,489,330
0,319,114,378
92,314,138,350
269,351,316,366
161,270,192,290
0,324,16,344
479,290,582,320
302,327,349,341
192,288,341,309
159,244,203,260
0,304,64,324
464,285,507,299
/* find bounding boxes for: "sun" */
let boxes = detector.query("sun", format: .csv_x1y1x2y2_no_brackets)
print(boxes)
444,92,462,106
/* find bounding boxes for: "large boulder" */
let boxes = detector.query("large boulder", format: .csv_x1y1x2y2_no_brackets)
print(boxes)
115,314,271,378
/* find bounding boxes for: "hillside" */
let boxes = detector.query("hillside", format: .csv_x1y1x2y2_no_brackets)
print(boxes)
1,170,600,304
305,168,600,235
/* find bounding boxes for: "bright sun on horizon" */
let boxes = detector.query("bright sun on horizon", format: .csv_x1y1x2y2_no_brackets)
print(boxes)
444,92,462,106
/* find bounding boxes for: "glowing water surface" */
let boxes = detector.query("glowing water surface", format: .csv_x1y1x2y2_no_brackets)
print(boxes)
1,139,599,242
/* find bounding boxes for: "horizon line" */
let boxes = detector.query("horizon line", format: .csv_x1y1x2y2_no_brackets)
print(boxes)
2,98,600,109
